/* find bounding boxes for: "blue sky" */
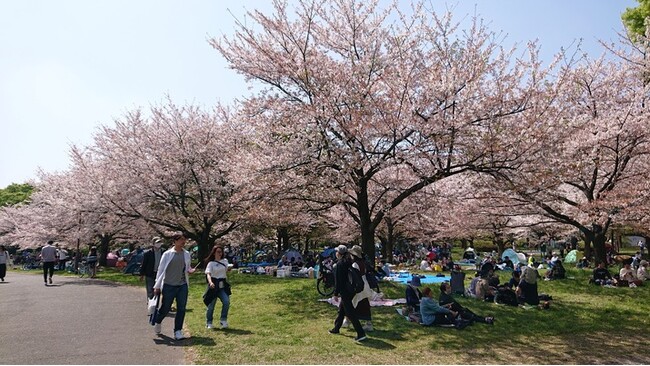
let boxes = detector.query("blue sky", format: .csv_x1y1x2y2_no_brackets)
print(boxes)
0,0,638,187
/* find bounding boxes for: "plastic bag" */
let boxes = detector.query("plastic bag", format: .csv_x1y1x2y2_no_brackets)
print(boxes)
147,295,159,315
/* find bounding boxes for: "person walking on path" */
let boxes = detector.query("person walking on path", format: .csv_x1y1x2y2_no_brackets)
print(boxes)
328,245,367,343
41,240,58,285
203,245,231,329
153,232,196,340
348,245,374,332
0,245,8,281
140,237,164,300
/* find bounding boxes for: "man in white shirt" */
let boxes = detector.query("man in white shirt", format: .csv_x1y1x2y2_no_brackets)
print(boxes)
41,240,58,286
152,232,196,340
57,245,68,271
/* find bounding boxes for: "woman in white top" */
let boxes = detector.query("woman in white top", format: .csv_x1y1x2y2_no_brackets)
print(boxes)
204,245,231,329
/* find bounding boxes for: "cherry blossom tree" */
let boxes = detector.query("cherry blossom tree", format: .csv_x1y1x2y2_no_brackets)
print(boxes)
72,101,257,262
212,0,555,259
490,53,650,264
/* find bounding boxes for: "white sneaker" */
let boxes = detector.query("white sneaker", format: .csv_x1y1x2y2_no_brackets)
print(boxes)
363,323,374,332
174,330,186,340
220,320,228,329
342,318,351,328
206,322,213,329
154,323,162,334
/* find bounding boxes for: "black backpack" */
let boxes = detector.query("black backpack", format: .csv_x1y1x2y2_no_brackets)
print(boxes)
347,266,365,294
494,286,519,307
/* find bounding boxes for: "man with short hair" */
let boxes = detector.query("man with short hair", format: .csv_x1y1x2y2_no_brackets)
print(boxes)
41,240,58,286
153,232,196,340
140,237,164,300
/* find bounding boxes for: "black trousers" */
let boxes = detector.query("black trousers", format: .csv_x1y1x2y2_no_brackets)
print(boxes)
333,296,366,338
43,261,56,282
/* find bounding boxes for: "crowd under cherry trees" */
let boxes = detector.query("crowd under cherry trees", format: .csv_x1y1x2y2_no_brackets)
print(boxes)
1,0,649,266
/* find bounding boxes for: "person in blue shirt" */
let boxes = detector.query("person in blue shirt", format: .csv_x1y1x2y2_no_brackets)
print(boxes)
420,287,468,328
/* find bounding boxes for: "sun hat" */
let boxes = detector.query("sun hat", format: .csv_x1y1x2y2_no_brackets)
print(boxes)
349,245,363,258
335,245,348,254
408,276,422,287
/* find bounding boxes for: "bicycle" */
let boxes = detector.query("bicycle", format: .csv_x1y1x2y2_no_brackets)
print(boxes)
22,259,41,271
316,265,336,297
78,260,96,278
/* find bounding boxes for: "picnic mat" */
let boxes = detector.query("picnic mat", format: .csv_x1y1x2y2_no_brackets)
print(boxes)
320,297,407,307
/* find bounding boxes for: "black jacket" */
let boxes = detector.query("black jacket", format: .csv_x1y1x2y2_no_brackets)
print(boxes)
333,255,354,298
139,248,161,277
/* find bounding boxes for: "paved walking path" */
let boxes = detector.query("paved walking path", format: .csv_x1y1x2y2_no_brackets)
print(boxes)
0,271,186,364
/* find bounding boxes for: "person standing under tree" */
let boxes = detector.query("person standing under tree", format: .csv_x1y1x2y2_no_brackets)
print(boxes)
0,245,8,281
153,232,196,340
57,246,68,271
41,240,58,286
140,237,164,300
328,245,367,343
203,245,231,329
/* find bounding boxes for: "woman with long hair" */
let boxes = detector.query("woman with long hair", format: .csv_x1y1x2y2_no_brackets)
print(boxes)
203,245,231,329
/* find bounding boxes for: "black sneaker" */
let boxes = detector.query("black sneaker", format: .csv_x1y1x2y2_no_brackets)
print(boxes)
328,329,339,334
354,335,367,342
455,319,470,330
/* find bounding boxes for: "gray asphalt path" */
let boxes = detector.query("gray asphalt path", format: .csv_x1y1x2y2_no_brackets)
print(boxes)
0,271,186,365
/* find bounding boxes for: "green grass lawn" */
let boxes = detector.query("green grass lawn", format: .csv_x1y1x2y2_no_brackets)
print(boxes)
13,262,650,364
96,264,650,363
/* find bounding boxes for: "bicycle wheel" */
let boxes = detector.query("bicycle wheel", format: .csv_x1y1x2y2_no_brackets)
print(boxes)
317,277,335,297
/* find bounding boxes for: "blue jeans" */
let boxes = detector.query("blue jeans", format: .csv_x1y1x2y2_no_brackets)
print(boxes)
156,283,188,332
206,288,230,323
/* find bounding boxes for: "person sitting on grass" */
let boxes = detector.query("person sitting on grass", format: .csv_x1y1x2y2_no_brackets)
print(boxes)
475,272,496,302
404,276,423,322
591,261,615,286
506,270,521,290
466,272,481,298
545,259,566,280
419,259,432,271
406,276,423,311
439,282,494,325
637,260,650,281
619,262,642,287
419,287,469,329
577,257,589,269
516,259,541,306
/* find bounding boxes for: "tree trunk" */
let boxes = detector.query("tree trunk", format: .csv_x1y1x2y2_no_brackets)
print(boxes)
581,227,606,265
98,234,112,267
276,227,290,252
581,230,593,261
357,178,377,261
191,228,217,268
494,237,505,257
382,218,397,262
593,230,607,266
